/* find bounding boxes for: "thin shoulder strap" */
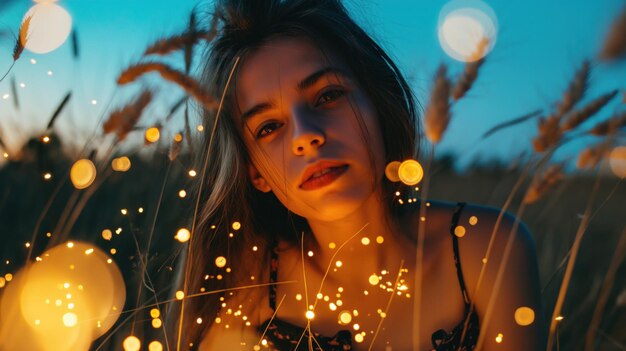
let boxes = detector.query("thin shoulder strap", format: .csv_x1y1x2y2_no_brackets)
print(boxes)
450,202,471,307
269,241,278,310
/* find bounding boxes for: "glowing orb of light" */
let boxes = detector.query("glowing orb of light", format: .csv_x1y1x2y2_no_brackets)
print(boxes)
368,274,380,286
19,242,125,339
145,127,161,143
305,310,315,320
112,156,131,172
514,306,535,326
454,225,466,237
123,335,141,351
22,3,72,54
175,228,191,243
215,256,227,268
438,0,497,62
62,312,77,327
398,159,424,186
384,161,401,182
70,159,97,190
338,311,352,325
149,341,164,351
609,146,626,178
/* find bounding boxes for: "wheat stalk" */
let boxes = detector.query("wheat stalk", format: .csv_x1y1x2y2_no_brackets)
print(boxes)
589,111,626,136
599,6,626,61
523,164,564,204
532,115,562,152
561,90,618,132
102,89,153,141
452,37,488,101
424,64,451,144
557,60,590,116
118,62,218,110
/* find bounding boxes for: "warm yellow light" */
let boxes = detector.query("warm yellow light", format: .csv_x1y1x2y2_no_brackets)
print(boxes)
145,127,161,143
0,277,5,288
338,311,352,325
454,225,466,237
328,242,336,249
111,156,131,172
361,237,370,245
174,133,183,142
4,273,13,282
609,146,626,178
69,159,97,189
188,169,197,177
555,316,564,321
384,161,401,182
196,317,203,324
376,236,384,244
398,159,424,186
148,341,163,351
368,274,380,285
42,135,50,143
178,190,187,198
354,334,364,343
307,251,314,257
335,261,343,268
197,125,204,132
123,335,141,351
514,306,535,326
305,310,315,320
495,333,503,343
175,291,185,300
469,216,478,225
215,256,227,268
23,3,72,54
175,228,191,243
150,308,160,318
62,312,77,327
232,221,241,230
43,172,52,180
101,229,112,241
151,318,162,328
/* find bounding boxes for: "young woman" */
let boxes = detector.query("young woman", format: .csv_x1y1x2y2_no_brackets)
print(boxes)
182,0,546,350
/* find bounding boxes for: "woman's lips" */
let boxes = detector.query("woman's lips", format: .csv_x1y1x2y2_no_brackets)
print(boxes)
299,165,349,190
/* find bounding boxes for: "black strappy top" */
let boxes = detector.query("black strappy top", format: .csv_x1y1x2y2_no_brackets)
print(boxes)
258,202,480,350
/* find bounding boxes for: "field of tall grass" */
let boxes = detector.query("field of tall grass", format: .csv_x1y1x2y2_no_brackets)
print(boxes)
0,3,625,351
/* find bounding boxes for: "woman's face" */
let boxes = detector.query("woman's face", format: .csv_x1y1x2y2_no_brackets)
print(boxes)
235,37,386,222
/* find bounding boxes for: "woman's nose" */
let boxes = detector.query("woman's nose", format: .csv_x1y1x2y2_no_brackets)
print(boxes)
291,109,326,155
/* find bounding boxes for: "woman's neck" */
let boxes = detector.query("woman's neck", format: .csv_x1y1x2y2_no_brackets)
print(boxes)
304,190,415,274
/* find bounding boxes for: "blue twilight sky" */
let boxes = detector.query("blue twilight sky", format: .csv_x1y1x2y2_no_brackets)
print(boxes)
0,0,625,168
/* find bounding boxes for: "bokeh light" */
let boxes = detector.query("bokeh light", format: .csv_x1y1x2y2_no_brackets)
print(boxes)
609,146,626,178
438,0,497,62
70,159,97,190
514,306,535,326
22,3,73,54
123,335,141,351
145,127,161,143
384,161,401,182
398,159,424,185
112,156,131,172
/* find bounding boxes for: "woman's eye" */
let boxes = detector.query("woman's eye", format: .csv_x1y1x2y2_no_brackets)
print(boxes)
316,89,345,106
256,122,282,139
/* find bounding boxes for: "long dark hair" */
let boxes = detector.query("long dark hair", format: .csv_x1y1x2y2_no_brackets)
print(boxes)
181,0,420,346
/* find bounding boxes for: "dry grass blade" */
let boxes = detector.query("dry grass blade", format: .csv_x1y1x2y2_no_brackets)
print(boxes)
184,12,197,73
71,29,79,59
589,111,626,135
532,115,561,152
452,37,488,101
168,133,183,161
482,109,542,139
143,32,209,57
183,103,194,156
102,90,153,141
10,75,19,109
46,92,72,130
424,64,451,144
14,15,31,61
576,142,609,169
118,62,218,110
561,90,618,132
599,6,626,61
557,60,590,116
523,164,564,204
165,96,188,122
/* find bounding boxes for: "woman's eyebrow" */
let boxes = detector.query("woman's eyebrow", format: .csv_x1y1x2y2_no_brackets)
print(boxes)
241,66,349,122
297,66,349,91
